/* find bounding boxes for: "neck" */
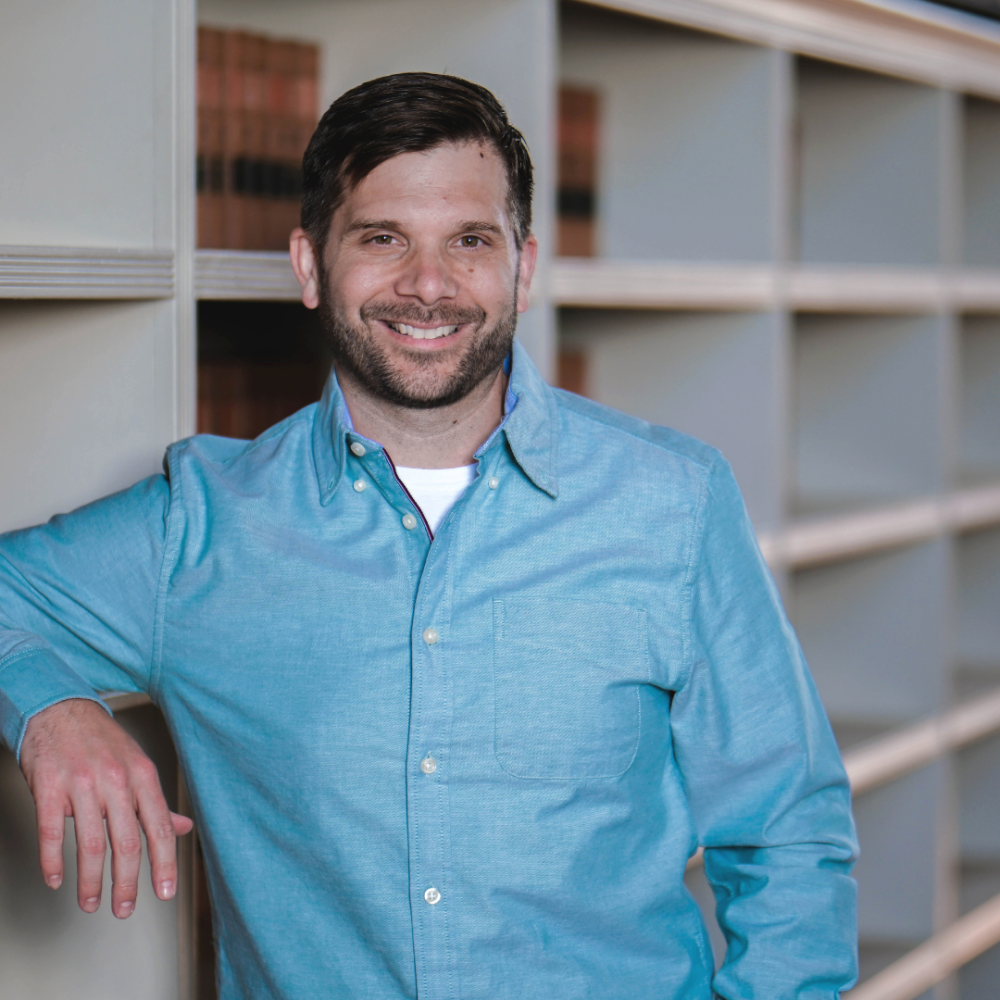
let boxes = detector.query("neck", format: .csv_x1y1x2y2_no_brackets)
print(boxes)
336,366,507,468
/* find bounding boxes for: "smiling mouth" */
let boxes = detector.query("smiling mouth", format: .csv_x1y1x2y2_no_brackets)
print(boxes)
386,322,460,341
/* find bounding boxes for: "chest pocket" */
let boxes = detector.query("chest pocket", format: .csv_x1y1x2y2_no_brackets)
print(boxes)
492,597,649,779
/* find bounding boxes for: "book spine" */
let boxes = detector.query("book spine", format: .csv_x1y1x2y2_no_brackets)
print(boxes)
222,31,248,250
557,86,599,257
196,27,225,248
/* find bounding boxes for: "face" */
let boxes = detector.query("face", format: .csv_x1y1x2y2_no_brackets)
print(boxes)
291,142,537,409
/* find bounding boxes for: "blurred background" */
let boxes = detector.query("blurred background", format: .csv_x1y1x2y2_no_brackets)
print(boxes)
3,0,1000,997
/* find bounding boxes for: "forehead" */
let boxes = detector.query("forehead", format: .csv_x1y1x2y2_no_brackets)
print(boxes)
340,142,509,222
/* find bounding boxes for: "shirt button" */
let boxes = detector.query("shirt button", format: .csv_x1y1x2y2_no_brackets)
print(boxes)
424,887,441,905
422,627,440,645
350,441,366,457
420,756,437,774
353,479,366,492
488,476,499,489
402,513,418,530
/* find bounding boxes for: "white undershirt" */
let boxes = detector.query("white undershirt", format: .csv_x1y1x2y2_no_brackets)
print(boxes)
394,464,478,534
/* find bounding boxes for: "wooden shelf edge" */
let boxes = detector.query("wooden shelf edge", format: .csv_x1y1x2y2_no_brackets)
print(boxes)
757,483,1000,569
0,246,174,300
552,259,1000,312
194,249,301,301
580,0,1000,98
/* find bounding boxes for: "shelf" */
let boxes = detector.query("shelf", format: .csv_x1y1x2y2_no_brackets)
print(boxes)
757,482,1000,568
0,246,174,299
551,258,1000,310
580,0,1000,98
195,249,301,301
5,250,1000,309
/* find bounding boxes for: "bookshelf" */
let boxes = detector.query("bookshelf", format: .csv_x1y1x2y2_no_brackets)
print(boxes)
3,0,1000,996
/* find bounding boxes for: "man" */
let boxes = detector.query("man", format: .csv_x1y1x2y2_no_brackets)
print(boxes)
0,74,857,998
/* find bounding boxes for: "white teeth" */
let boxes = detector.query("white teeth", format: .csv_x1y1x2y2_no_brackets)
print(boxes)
391,322,459,340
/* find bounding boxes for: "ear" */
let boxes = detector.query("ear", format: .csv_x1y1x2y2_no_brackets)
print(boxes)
516,234,538,314
290,228,321,309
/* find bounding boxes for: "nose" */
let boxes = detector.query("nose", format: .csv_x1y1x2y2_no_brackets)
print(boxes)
394,244,459,306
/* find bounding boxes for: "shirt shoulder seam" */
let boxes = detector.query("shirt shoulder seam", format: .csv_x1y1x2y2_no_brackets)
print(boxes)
551,391,717,471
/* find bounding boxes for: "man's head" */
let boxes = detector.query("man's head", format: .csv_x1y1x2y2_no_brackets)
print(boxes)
290,73,537,410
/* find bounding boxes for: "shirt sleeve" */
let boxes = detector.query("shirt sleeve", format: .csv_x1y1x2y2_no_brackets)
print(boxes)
0,474,170,758
669,456,859,999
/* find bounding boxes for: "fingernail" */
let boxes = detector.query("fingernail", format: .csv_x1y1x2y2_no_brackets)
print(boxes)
159,880,175,899
46,875,62,889
84,896,100,912
117,901,134,918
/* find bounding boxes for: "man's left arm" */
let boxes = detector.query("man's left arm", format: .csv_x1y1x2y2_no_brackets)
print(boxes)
669,456,858,999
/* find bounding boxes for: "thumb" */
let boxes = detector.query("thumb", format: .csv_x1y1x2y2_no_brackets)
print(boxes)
169,811,195,836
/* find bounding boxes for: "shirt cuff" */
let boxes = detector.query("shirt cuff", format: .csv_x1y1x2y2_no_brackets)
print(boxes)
0,646,111,759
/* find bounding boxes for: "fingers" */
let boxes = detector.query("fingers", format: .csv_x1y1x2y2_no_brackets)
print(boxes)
34,792,67,890
136,776,182,902
106,792,144,919
72,794,107,914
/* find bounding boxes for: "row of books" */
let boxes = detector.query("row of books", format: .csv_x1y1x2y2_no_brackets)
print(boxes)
557,86,599,257
197,27,320,251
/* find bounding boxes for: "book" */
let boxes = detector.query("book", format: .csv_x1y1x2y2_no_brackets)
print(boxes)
196,27,225,249
197,27,319,250
557,86,599,257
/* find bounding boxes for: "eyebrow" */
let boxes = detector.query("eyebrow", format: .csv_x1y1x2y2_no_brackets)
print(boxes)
343,219,506,238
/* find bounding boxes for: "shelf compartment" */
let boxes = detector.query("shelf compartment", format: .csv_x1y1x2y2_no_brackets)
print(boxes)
559,307,784,528
795,57,943,266
958,525,1000,674
559,1,779,262
197,300,330,440
792,313,945,517
0,300,176,535
959,314,1000,485
963,96,1000,267
790,540,950,726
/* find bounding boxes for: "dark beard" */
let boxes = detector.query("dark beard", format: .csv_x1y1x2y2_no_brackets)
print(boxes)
317,291,517,410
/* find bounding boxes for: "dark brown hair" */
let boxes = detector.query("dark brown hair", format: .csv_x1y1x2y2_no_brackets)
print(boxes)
301,72,533,260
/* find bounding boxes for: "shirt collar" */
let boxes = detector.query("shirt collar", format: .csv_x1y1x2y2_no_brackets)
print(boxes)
312,338,558,505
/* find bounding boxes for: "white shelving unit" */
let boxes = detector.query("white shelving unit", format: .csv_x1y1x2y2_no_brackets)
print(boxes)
3,0,1000,997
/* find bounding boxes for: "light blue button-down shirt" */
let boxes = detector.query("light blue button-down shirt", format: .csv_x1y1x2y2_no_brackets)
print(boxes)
0,341,857,999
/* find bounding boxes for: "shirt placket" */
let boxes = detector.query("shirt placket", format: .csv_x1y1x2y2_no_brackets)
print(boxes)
347,431,458,999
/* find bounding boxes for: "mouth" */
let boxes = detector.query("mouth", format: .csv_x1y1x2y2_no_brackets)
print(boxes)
385,321,461,341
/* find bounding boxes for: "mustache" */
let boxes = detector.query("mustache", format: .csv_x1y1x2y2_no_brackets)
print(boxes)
359,300,486,329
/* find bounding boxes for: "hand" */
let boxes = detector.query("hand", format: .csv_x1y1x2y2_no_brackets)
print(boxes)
19,698,194,918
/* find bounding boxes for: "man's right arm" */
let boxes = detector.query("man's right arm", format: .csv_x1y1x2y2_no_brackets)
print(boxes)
0,472,192,918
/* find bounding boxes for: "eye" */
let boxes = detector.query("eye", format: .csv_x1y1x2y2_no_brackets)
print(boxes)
459,235,483,248
371,234,395,245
